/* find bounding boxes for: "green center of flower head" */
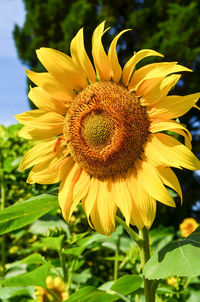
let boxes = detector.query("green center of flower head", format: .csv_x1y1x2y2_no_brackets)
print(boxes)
81,111,111,146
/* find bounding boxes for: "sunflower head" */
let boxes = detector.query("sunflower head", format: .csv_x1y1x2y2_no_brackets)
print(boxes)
167,276,178,288
64,81,150,178
35,276,68,302
15,22,200,235
179,218,198,237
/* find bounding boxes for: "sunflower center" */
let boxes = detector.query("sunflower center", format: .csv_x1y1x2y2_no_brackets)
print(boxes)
64,81,150,178
81,111,111,146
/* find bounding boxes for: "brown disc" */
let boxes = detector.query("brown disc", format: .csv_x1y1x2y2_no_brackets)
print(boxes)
64,81,150,178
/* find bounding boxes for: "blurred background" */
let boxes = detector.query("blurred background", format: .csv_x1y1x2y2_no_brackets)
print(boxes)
0,0,200,227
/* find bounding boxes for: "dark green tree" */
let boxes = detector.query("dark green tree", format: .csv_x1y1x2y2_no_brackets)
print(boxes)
14,0,200,93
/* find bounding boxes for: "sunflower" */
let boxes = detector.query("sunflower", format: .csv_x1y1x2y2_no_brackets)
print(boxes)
15,22,200,235
179,218,199,237
35,276,68,301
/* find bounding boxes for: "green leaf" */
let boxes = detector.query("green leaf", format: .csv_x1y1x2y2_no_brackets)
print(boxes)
0,194,59,235
150,225,174,251
144,227,200,279
98,281,115,291
104,256,124,261
63,246,86,257
65,275,142,302
110,275,143,295
187,291,200,302
67,232,89,245
19,253,46,265
77,233,106,247
156,287,176,294
64,286,116,302
40,235,64,252
8,253,46,269
72,268,92,283
0,263,50,287
0,286,34,300
29,214,70,236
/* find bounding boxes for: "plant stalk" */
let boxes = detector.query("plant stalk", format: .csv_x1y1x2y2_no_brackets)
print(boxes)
60,250,68,283
116,217,157,302
66,258,77,296
115,216,143,247
139,227,155,302
46,288,63,302
114,237,120,280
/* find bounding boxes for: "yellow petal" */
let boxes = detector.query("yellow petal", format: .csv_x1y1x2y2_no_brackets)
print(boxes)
122,49,164,86
128,62,191,90
36,48,88,89
19,138,64,170
114,175,133,226
150,119,190,135
138,74,181,106
144,133,200,170
150,119,192,149
125,170,147,229
70,28,96,83
127,169,156,229
90,203,104,234
66,170,90,221
90,179,117,235
156,166,183,204
15,110,64,138
108,29,131,83
171,129,192,150
92,21,112,80
148,93,200,119
25,69,74,100
28,156,73,184
27,169,60,184
28,86,69,115
82,177,99,219
59,163,82,222
135,159,175,207
18,125,58,140
45,149,71,174
194,104,200,111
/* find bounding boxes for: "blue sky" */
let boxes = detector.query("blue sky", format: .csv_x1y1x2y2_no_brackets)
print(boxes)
0,0,29,126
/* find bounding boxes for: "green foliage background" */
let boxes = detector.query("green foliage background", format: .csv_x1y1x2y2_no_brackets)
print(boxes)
0,124,200,301
0,125,48,206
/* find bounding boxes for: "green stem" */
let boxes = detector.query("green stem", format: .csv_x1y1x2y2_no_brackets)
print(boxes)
139,227,156,302
0,151,6,277
115,216,143,247
60,252,68,283
59,237,68,283
107,289,132,302
114,237,120,280
46,288,63,302
116,217,158,302
66,258,77,296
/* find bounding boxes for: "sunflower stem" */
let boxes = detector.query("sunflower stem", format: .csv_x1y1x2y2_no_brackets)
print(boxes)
60,240,68,283
115,216,143,247
114,237,120,280
139,227,156,302
115,218,157,301
66,258,77,296
46,288,63,302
